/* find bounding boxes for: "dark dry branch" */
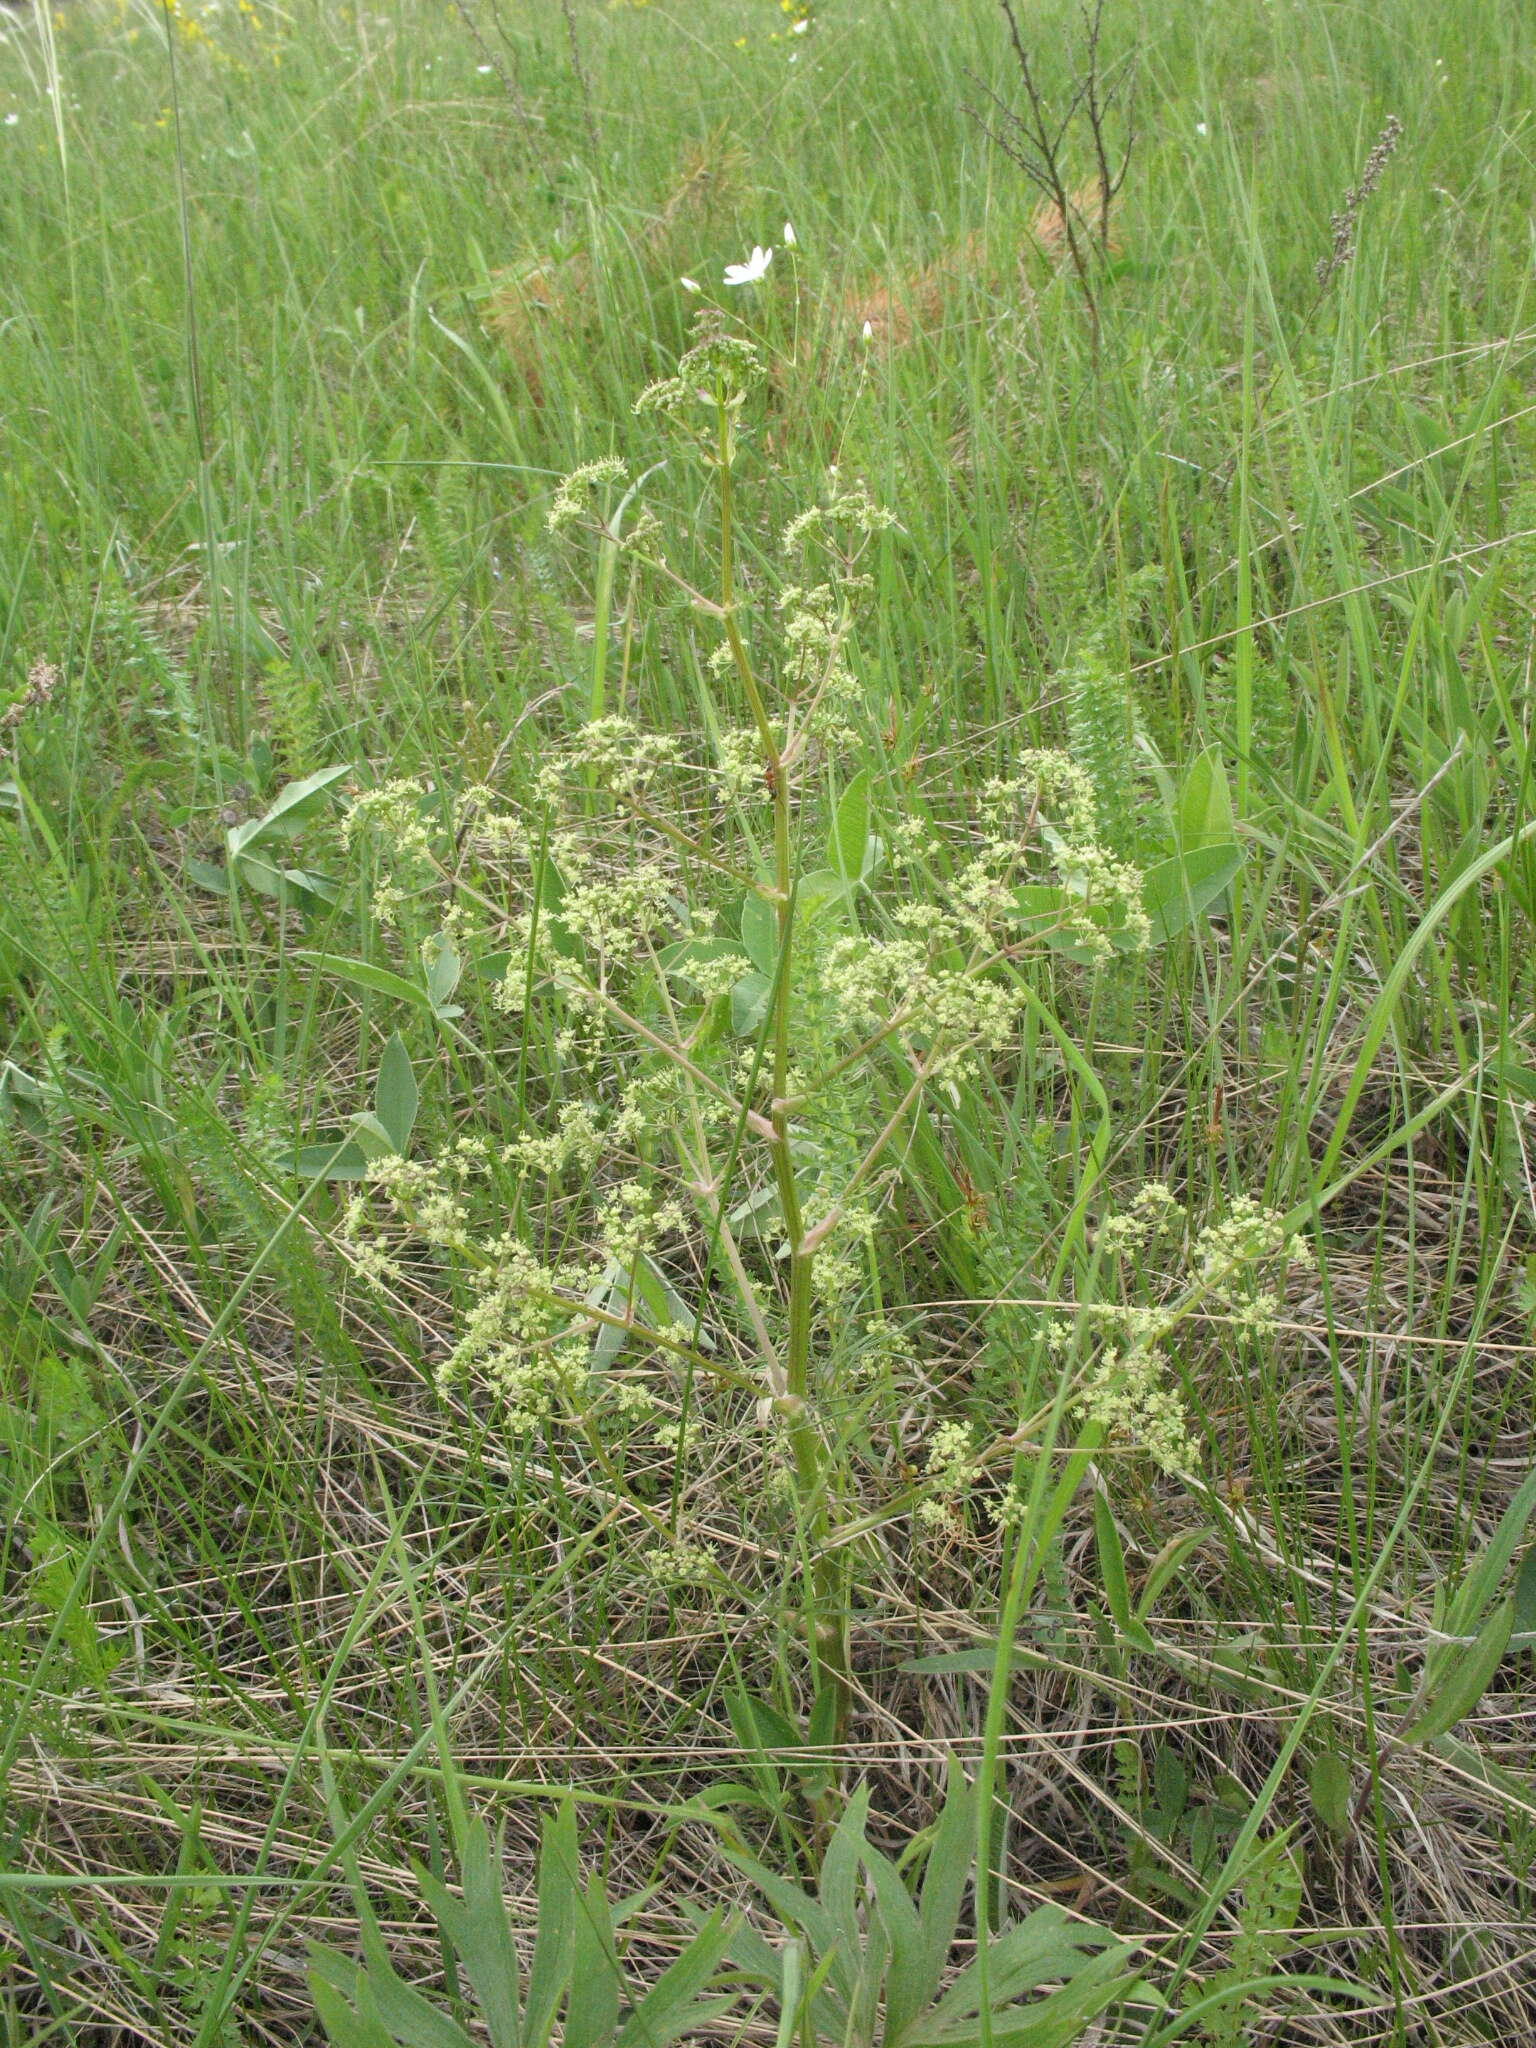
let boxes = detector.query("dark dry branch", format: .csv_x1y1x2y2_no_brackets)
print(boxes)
965,0,1137,351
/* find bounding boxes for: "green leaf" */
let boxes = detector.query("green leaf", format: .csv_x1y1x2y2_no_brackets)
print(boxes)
535,858,581,961
308,1954,409,2048
1513,1545,1536,1635
424,930,463,1015
614,1910,735,2048
289,1138,372,1181
566,1874,621,2048
1497,1059,1536,1108
185,854,232,897
355,1913,482,2048
0,1061,55,1135
740,892,779,977
862,1845,925,2044
796,868,854,919
1307,1748,1353,1837
524,1804,579,2048
350,1111,405,1163
720,1847,839,1973
227,763,350,854
228,853,342,908
727,1689,803,1756
656,938,750,987
1441,1467,1536,1640
731,971,773,1037
1402,1596,1514,1745
1152,1745,1187,1826
1176,748,1235,850
585,1253,712,1370
829,770,870,883
1093,1491,1154,1653
917,1906,1129,2040
417,1814,523,2048
374,1034,418,1154
1133,1527,1213,1622
1007,884,1112,964
806,1687,840,1750
291,951,439,1014
1141,843,1244,945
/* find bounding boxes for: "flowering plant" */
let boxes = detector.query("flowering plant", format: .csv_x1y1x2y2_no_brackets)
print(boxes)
328,317,1305,1730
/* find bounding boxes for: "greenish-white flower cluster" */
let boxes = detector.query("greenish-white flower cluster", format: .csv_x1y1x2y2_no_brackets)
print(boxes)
1065,1189,1313,1474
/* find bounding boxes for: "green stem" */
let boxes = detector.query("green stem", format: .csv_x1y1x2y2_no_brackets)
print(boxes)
713,384,849,1733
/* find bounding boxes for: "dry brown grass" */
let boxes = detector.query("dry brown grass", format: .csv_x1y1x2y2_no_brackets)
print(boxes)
832,194,1124,355
1027,176,1124,259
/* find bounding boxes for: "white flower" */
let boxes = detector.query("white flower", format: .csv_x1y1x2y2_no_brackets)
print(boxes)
783,220,797,247
477,63,493,74
680,275,701,293
4,114,18,127
1195,120,1208,136
723,245,774,287
861,319,874,341
791,15,809,29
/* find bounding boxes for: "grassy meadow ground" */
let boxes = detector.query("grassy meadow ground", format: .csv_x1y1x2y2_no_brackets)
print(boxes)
4,0,1536,2040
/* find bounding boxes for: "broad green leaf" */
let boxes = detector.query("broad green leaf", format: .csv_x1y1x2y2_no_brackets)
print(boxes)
424,930,463,1015
728,1690,802,1755
228,763,350,854
349,1111,404,1163
536,859,581,960
585,1254,713,1370
731,972,773,1037
417,1815,523,2048
1008,884,1111,964
1307,1749,1353,1837
308,1956,409,2048
1402,1596,1514,1745
352,1912,480,2048
1176,748,1235,850
724,1916,789,1996
185,855,232,897
0,1061,53,1134
727,1181,786,1237
1498,1059,1536,1107
719,1846,840,1976
829,771,870,883
796,868,854,919
1141,844,1244,945
806,1686,840,1750
524,1804,579,2048
740,893,779,977
289,1138,371,1181
566,1874,621,2048
861,1846,925,2044
585,1260,632,1372
614,1910,735,2048
910,1771,974,2020
919,1907,1127,2036
374,1034,418,1154
292,951,437,1014
817,1787,873,1998
656,938,749,986
229,853,343,908
630,1251,711,1347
